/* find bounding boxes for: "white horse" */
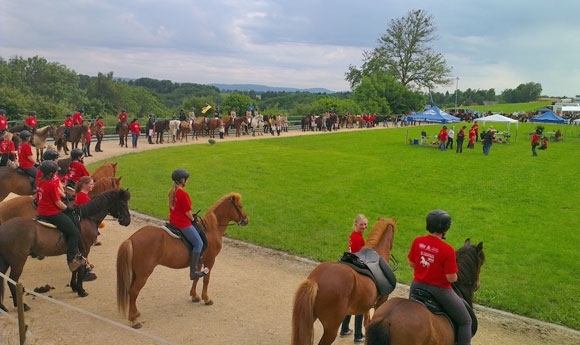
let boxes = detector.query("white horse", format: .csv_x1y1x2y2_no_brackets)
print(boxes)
249,114,264,136
169,119,181,142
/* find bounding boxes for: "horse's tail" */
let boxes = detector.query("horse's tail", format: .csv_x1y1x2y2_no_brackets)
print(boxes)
365,315,391,345
291,279,318,345
116,239,133,316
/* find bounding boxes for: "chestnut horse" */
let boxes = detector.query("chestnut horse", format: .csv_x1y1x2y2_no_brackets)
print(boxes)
0,176,122,224
116,192,249,329
92,162,118,182
233,116,249,137
118,118,129,147
0,189,132,312
291,217,397,345
365,239,485,345
0,167,34,201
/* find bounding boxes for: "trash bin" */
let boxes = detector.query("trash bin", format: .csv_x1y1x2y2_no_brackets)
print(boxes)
413,139,419,145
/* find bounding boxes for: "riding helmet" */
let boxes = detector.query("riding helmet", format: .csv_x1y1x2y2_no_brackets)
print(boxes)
71,148,84,160
426,209,452,234
0,109,5,115
19,130,32,139
171,168,190,183
42,149,60,161
39,160,60,175
29,111,37,116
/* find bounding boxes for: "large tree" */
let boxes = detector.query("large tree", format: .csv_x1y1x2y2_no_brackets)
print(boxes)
345,9,452,91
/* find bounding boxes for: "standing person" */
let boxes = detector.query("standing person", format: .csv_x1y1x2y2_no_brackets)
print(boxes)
83,122,93,157
116,109,128,133
456,125,466,153
17,130,37,191
438,126,448,151
531,129,541,156
72,108,84,126
467,125,476,149
168,169,209,280
0,132,17,167
94,116,105,152
146,114,156,144
36,160,86,272
482,129,494,156
0,109,7,136
25,111,38,132
65,148,90,190
408,210,472,345
446,126,455,149
130,118,140,148
63,113,74,139
472,122,479,142
340,214,368,343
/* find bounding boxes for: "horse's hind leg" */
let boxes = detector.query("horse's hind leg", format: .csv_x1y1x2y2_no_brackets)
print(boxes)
6,262,31,311
128,275,149,328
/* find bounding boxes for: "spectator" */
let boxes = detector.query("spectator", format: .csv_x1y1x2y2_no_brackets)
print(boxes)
130,118,141,148
0,131,17,167
482,129,494,156
468,126,476,149
94,116,105,152
83,122,93,157
438,126,448,151
456,126,466,153
531,129,541,156
446,126,455,149
146,114,156,145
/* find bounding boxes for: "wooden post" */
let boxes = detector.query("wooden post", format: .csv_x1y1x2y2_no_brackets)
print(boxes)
16,282,26,345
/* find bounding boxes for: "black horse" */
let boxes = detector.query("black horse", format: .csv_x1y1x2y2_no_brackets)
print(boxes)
154,119,170,144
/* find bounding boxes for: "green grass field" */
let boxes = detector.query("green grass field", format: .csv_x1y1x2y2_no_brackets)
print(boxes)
89,122,580,330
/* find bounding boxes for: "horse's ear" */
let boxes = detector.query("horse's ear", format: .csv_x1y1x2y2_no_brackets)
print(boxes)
464,238,471,247
476,241,483,250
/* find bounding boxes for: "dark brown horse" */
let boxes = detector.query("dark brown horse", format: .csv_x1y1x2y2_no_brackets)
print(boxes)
365,239,485,345
154,119,169,144
55,123,89,155
0,189,132,312
0,167,33,201
233,116,249,137
32,125,58,161
0,176,122,224
118,118,129,147
206,118,222,138
291,217,397,345
116,192,249,328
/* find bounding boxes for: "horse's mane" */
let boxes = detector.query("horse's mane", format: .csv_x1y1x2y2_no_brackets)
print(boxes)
89,176,121,198
202,193,242,231
207,192,242,214
365,217,397,248
453,242,485,304
78,189,129,218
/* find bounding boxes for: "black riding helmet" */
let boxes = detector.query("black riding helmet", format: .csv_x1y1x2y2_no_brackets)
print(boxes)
39,160,60,175
42,149,60,161
71,148,84,160
426,209,452,234
19,130,32,139
172,168,190,183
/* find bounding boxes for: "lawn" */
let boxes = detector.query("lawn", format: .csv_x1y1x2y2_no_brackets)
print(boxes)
89,122,580,330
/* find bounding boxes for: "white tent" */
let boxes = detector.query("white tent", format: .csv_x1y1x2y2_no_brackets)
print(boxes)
474,114,519,142
561,105,580,114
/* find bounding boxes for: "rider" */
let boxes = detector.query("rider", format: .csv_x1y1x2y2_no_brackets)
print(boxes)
0,109,7,136
0,131,17,167
64,148,90,190
116,109,128,133
407,210,472,345
25,111,38,132
17,130,37,192
37,149,66,199
63,113,74,138
178,109,187,121
72,108,84,126
36,160,86,272
168,168,209,280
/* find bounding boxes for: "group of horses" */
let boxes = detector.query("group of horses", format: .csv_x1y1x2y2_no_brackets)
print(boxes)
291,217,485,345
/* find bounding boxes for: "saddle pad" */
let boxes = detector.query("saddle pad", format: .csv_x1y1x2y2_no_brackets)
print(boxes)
36,219,57,228
1,192,23,202
160,225,181,239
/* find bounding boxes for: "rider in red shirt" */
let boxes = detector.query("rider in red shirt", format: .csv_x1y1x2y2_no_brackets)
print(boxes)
63,113,74,138
25,111,38,131
72,109,84,126
408,210,471,345
116,109,128,133
64,149,90,190
0,131,17,167
17,130,37,191
0,109,7,134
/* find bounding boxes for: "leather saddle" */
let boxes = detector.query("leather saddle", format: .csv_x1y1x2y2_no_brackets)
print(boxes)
410,287,478,337
162,214,207,253
339,248,397,296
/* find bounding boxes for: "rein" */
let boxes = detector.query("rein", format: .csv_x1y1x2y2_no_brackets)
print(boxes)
217,196,245,226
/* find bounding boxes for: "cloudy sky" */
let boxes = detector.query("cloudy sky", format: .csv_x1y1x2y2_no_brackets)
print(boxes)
1,0,579,97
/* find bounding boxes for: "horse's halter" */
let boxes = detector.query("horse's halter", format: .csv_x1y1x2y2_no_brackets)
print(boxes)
218,197,247,226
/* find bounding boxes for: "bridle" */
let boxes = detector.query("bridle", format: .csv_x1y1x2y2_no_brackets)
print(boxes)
218,196,246,226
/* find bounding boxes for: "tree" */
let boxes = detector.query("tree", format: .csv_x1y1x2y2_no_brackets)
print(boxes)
345,9,452,91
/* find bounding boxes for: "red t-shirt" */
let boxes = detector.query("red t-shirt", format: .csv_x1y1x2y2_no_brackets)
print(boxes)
169,188,192,228
85,128,92,142
18,142,34,169
348,231,365,253
0,116,7,130
74,191,91,205
37,178,62,216
72,112,83,125
0,139,15,154
118,113,128,122
130,122,140,134
96,119,105,128
531,133,540,146
438,129,448,141
408,235,458,289
26,116,37,128
66,161,90,183
64,118,74,127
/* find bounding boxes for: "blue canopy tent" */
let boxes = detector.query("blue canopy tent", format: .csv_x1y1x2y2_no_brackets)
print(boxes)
408,106,460,124
530,111,566,124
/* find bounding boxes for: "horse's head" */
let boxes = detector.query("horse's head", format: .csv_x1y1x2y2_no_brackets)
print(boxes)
109,189,131,226
454,239,485,304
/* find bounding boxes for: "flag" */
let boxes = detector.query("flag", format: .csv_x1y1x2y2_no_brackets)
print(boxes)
201,104,212,114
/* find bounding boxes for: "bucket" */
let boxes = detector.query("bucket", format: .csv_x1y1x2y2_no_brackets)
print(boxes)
413,139,419,145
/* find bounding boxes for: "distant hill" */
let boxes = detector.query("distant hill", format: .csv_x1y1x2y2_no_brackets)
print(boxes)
209,83,335,94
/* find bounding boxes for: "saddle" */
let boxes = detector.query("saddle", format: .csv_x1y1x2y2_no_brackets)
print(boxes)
339,248,397,296
161,213,208,253
410,288,478,337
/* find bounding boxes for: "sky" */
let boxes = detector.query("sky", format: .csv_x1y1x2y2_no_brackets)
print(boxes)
1,0,579,97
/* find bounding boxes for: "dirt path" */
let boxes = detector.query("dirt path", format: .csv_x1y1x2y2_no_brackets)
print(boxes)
2,127,580,345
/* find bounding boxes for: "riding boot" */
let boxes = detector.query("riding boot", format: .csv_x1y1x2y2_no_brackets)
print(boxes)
148,136,153,144
189,252,209,280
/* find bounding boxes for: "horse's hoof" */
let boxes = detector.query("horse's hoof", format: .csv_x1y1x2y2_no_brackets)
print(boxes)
77,290,89,297
204,300,214,306
0,304,8,312
83,272,97,282
132,322,142,329
191,296,201,303
23,303,30,312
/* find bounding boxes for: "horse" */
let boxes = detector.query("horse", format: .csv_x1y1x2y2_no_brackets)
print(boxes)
0,176,122,225
92,162,118,182
55,124,88,155
154,119,170,144
0,167,34,201
33,125,58,161
116,192,249,329
0,189,132,312
176,121,191,142
220,116,233,136
191,118,206,140
291,217,397,345
206,118,221,138
118,118,129,147
233,116,249,137
169,119,181,142
365,239,485,345
301,115,315,132
249,114,264,136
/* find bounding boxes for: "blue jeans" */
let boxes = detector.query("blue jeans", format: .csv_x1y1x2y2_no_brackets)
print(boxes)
440,140,447,151
131,133,139,147
180,225,203,254
483,143,492,155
